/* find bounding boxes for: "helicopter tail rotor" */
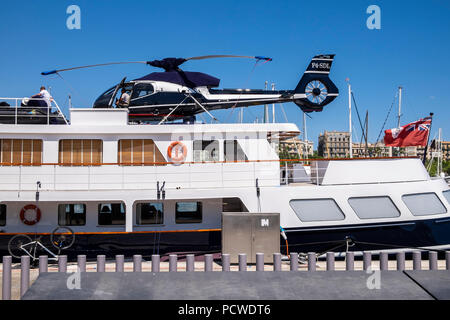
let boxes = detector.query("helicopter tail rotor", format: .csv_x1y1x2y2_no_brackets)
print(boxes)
293,54,339,112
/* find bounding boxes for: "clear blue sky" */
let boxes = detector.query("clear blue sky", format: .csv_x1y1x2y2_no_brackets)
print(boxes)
1,0,449,146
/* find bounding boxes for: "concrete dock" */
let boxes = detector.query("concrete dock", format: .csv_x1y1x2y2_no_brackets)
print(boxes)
1,257,449,300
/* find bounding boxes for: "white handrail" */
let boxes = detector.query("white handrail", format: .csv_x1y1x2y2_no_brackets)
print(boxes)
0,97,68,125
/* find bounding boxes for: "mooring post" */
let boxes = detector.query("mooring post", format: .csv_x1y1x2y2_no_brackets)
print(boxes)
97,255,106,272
2,256,12,300
58,255,67,273
429,251,438,270
222,254,230,272
77,255,86,272
39,255,48,274
413,251,422,270
346,252,354,271
133,255,142,272
380,252,388,271
169,254,177,272
256,253,264,271
308,252,316,271
152,255,160,272
363,252,372,271
273,253,281,271
326,252,335,271
204,254,213,272
186,254,195,272
396,252,405,271
116,255,124,272
446,251,450,270
290,252,299,271
238,253,247,271
20,256,30,298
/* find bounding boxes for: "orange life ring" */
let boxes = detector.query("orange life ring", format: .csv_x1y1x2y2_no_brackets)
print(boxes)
20,204,41,226
167,141,187,163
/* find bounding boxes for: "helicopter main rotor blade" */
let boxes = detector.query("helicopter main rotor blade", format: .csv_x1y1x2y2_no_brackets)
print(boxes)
186,55,272,62
41,61,148,76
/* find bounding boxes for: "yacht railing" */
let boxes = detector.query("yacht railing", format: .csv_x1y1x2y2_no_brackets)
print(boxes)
0,157,418,191
0,97,68,125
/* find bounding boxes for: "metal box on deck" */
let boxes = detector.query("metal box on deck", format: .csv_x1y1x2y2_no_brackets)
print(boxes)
221,212,280,263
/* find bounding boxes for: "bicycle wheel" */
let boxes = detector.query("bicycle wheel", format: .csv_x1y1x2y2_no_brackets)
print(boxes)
51,226,75,250
8,234,33,259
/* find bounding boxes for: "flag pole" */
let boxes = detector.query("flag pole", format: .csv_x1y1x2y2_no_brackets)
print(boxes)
422,112,434,165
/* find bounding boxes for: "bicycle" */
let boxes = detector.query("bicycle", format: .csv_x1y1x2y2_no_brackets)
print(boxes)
8,226,76,262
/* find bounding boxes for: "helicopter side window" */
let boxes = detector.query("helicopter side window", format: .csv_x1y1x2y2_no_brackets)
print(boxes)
130,83,154,101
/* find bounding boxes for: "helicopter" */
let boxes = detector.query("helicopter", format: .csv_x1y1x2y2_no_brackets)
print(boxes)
41,54,339,123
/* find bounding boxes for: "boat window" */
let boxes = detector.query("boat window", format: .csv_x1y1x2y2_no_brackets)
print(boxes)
443,190,450,205
193,140,219,162
136,202,163,224
224,140,248,162
289,199,345,222
118,139,165,165
0,139,42,166
0,204,6,226
59,140,102,166
348,196,400,219
222,197,248,212
402,192,447,216
176,202,202,224
98,203,126,225
58,204,86,226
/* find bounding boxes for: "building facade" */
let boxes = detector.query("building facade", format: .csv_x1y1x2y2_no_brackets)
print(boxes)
279,136,313,158
318,131,350,158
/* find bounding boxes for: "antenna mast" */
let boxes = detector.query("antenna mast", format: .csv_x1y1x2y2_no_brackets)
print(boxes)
347,79,353,158
397,86,403,128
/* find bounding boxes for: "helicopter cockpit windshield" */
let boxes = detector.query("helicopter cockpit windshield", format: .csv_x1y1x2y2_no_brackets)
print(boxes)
93,80,134,109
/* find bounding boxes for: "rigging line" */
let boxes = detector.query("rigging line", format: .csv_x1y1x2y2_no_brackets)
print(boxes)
350,92,367,143
376,91,398,142
56,72,92,107
353,240,448,253
225,60,260,123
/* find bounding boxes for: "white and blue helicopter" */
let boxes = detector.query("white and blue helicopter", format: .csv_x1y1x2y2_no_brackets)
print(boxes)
40,54,339,123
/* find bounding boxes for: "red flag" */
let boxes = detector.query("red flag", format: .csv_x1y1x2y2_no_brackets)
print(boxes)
384,117,432,147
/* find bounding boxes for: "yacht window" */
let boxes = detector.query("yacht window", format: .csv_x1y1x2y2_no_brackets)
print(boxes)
98,203,126,225
402,193,447,216
0,204,6,226
176,202,202,224
222,197,248,212
59,140,102,166
289,199,345,222
443,190,450,204
193,140,219,162
136,202,163,224
118,139,165,165
58,204,86,226
224,140,248,162
348,196,400,219
0,139,42,166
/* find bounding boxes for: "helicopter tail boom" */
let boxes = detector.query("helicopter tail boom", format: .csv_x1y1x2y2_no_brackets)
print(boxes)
293,54,339,112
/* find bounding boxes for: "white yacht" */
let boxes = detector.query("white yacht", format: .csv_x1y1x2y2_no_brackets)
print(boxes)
0,52,449,259
0,104,449,259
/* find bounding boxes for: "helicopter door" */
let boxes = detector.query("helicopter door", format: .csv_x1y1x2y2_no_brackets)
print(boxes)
129,83,155,106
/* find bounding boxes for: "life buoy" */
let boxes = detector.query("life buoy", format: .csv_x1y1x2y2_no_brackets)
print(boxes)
167,141,187,164
20,204,41,226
